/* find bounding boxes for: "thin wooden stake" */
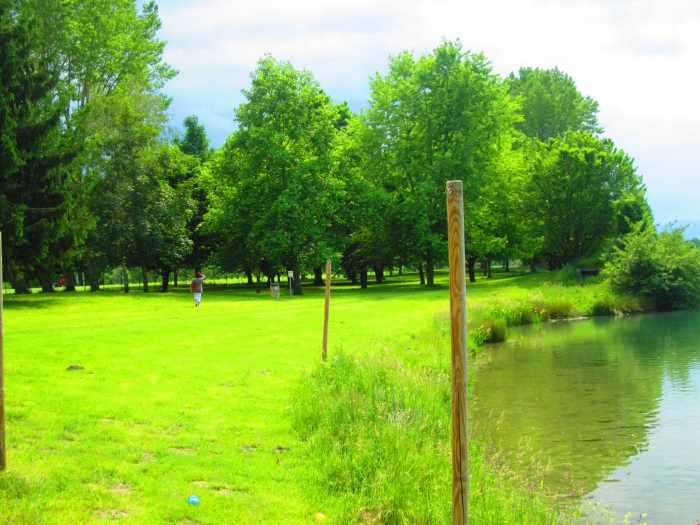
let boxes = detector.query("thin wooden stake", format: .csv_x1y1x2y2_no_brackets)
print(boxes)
0,232,6,470
322,259,332,362
446,181,468,524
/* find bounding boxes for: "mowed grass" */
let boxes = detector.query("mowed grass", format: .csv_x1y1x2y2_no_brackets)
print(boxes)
1,268,603,523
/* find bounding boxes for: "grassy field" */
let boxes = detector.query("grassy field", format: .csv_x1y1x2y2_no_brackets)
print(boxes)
0,268,612,523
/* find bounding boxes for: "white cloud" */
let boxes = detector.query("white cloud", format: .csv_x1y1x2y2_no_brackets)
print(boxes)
157,0,700,222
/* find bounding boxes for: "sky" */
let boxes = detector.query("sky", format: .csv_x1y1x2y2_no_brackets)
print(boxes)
152,0,700,232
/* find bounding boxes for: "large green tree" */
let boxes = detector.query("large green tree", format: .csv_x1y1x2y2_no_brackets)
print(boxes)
526,132,647,265
89,83,192,292
362,40,520,285
0,0,73,293
29,0,176,290
206,56,344,294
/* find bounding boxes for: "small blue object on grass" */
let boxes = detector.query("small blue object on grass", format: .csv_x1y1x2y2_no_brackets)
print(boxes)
188,495,199,505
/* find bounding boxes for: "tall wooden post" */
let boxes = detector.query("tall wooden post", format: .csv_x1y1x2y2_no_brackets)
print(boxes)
0,232,6,470
446,181,468,524
322,260,332,362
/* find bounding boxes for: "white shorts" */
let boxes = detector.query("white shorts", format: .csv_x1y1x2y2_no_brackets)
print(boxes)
193,293,202,302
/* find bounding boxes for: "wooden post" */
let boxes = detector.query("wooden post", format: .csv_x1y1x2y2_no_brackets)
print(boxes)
322,260,332,362
446,181,468,524
0,232,6,470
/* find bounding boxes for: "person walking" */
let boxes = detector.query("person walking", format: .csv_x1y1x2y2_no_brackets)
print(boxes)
190,271,206,307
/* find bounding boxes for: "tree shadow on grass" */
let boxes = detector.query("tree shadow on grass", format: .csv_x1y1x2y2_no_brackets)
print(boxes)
2,295,59,310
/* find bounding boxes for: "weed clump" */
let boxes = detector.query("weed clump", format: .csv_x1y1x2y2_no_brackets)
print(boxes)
485,319,506,343
591,299,614,316
0,470,37,500
535,299,574,320
590,295,644,317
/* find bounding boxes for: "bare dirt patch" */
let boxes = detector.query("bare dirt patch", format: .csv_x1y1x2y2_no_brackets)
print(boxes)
191,480,209,487
94,508,130,519
110,484,130,495
169,447,195,455
357,505,386,523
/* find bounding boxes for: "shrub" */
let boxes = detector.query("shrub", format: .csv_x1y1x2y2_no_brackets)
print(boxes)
605,223,700,310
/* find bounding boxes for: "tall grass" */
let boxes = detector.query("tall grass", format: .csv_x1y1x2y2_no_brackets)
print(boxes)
290,350,580,524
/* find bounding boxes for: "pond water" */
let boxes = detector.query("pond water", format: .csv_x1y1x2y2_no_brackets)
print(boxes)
472,311,700,524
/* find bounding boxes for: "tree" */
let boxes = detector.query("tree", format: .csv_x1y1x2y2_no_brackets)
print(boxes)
174,115,215,277
362,40,520,285
206,56,343,295
174,115,211,161
525,132,646,265
89,82,191,292
507,67,602,142
0,0,73,293
28,0,177,290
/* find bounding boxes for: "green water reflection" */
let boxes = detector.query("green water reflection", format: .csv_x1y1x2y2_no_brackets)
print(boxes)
472,310,700,513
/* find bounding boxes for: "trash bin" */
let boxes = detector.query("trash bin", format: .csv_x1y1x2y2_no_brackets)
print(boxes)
270,282,280,298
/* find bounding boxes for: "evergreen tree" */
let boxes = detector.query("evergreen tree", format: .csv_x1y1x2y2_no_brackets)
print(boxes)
0,0,71,292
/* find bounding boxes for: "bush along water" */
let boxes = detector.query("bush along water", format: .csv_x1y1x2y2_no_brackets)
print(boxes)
290,350,582,524
605,222,700,310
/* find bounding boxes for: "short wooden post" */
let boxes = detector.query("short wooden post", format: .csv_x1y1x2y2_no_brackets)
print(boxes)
322,260,332,362
0,232,6,470
446,181,468,524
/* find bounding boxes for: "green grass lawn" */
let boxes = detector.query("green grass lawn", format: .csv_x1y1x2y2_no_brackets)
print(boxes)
0,268,604,523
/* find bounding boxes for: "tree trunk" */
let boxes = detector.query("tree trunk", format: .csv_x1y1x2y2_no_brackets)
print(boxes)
418,263,425,285
246,269,254,285
398,264,403,276
88,258,100,292
374,266,384,284
389,267,393,277
505,258,510,272
482,260,488,276
467,256,478,283
174,269,178,287
38,267,54,293
162,268,170,292
292,257,302,295
12,280,31,294
426,252,435,287
122,264,130,293
360,270,368,289
487,260,492,279
255,265,261,294
141,265,149,293
313,266,324,286
64,267,77,292
529,259,537,274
